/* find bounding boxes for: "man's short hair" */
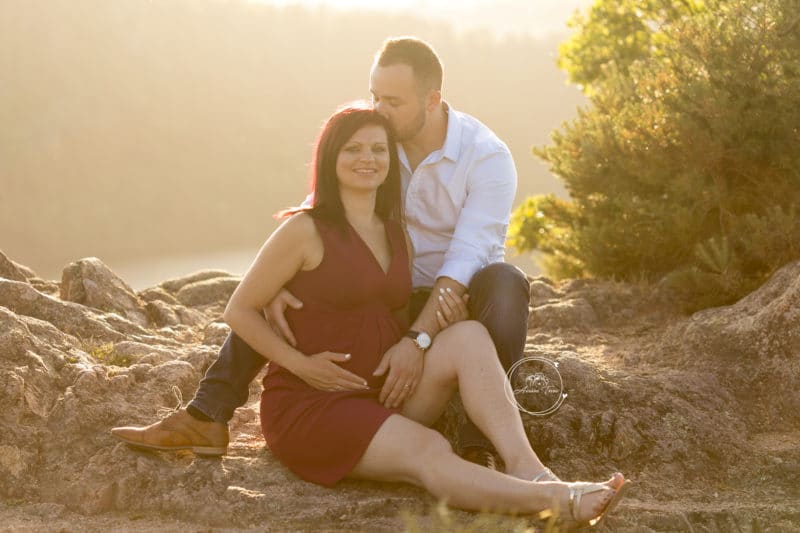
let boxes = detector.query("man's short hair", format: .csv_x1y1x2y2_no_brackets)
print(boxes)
374,37,443,93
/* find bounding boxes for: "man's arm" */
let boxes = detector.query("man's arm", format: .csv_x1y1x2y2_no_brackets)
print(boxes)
437,149,518,288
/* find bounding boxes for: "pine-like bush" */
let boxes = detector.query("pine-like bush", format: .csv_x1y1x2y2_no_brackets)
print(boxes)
510,0,800,311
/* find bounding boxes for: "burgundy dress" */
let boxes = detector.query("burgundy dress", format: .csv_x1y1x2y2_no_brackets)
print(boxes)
260,215,411,487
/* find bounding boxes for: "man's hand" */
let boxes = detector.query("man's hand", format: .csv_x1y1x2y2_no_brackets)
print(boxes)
263,289,303,346
435,287,469,329
290,351,370,392
373,338,424,408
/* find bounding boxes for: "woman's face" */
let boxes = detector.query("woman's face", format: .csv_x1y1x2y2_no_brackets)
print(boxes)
335,124,390,193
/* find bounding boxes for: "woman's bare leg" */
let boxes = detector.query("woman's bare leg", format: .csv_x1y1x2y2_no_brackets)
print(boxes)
349,414,619,518
400,320,546,480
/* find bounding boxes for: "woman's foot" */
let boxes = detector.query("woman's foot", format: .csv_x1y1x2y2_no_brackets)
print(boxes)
551,473,626,526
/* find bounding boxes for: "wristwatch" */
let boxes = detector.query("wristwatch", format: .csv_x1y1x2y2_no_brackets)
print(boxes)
406,330,432,352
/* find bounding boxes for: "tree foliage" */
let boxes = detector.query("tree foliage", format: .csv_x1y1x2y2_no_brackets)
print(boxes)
510,0,800,310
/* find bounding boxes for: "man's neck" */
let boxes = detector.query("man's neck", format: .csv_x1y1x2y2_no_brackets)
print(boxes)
402,105,448,171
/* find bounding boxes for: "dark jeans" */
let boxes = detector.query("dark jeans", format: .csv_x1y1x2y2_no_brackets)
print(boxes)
189,262,530,452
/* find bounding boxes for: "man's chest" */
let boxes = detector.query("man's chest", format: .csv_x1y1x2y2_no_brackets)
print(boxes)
402,166,466,231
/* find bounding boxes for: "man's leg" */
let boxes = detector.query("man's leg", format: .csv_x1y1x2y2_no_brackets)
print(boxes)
188,331,267,423
111,331,266,455
459,262,531,460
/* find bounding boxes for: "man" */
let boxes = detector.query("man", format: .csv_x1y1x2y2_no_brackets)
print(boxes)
112,37,531,471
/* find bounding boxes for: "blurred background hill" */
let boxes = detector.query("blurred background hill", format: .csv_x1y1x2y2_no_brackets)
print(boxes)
1,0,588,288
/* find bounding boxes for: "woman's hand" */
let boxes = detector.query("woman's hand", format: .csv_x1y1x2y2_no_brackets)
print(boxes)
435,287,469,329
289,351,370,392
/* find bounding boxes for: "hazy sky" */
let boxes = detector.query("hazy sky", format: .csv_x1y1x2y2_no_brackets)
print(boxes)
252,0,595,38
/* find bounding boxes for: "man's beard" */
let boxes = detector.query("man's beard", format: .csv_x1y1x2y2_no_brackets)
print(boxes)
395,106,427,142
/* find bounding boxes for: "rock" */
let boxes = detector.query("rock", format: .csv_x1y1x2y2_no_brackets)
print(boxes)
145,299,206,328
176,277,240,307
61,257,149,327
530,279,561,306
29,278,60,296
673,260,800,428
203,321,231,346
145,299,180,327
0,249,31,281
138,286,180,305
160,269,235,293
530,298,598,329
0,249,797,530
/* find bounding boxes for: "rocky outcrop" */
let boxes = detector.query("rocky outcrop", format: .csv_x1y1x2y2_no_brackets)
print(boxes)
0,249,33,281
667,260,800,429
0,252,798,531
61,257,149,326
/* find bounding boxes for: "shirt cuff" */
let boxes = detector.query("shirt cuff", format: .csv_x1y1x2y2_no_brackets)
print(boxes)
437,258,486,288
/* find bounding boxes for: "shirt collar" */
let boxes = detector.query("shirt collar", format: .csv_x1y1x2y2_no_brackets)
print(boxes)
397,102,461,173
440,102,461,162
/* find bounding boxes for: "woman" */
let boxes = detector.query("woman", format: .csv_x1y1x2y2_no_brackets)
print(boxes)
222,102,627,526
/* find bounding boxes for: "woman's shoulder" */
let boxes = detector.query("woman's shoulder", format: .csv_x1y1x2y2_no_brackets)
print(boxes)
278,211,318,236
270,212,325,251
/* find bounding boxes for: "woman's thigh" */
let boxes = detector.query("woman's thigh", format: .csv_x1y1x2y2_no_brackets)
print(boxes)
400,320,494,427
348,414,452,485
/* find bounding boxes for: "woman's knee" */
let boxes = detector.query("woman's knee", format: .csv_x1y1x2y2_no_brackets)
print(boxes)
438,320,493,350
415,428,454,471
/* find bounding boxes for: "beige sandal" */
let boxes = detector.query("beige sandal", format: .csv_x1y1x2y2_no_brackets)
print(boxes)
567,476,629,528
532,467,561,482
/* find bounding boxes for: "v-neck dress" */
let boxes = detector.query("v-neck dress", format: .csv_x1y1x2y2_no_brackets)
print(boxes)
259,215,411,487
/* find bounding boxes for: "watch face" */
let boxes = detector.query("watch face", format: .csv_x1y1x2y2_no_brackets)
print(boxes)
417,332,432,349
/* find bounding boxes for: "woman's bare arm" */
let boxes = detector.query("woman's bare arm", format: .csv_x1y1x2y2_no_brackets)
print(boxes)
223,214,367,391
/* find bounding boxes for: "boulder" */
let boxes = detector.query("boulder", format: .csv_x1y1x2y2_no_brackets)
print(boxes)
529,279,561,306
176,277,240,307
60,257,148,326
530,298,598,330
160,270,235,293
671,260,800,428
0,249,32,281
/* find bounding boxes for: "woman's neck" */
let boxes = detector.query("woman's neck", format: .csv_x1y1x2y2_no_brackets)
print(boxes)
340,190,378,227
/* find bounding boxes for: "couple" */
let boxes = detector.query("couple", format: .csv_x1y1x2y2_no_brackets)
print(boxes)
112,37,627,526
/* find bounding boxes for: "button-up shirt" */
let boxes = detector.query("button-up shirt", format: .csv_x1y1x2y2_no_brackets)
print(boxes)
403,105,517,289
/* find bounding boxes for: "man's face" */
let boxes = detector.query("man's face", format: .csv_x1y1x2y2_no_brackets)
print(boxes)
369,63,427,143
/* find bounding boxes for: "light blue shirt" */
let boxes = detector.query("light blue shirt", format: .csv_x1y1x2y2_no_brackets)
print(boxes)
402,105,517,289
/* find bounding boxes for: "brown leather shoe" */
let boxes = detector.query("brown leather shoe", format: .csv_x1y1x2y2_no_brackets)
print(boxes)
461,446,499,471
111,408,229,456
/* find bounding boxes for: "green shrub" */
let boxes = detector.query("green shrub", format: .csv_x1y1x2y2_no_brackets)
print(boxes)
510,0,800,310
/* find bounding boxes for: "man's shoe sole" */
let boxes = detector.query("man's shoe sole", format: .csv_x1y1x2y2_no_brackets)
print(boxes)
111,433,227,456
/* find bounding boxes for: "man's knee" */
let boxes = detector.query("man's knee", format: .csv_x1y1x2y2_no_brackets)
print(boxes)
470,262,529,296
469,263,530,320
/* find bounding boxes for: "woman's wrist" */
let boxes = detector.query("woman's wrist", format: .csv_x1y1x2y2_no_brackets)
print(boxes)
281,350,308,376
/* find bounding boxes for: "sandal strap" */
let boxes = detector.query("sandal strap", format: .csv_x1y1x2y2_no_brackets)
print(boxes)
531,467,558,482
567,482,609,522
568,485,579,521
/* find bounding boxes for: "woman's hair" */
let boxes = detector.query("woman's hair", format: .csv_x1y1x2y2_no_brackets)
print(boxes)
278,101,402,224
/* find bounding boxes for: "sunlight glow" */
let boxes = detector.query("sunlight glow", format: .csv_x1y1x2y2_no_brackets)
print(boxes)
248,0,595,38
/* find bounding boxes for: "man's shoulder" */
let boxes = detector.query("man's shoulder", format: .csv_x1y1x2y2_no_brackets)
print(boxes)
450,107,511,156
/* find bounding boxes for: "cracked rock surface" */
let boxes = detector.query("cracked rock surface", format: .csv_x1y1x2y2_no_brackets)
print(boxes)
1,253,798,531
